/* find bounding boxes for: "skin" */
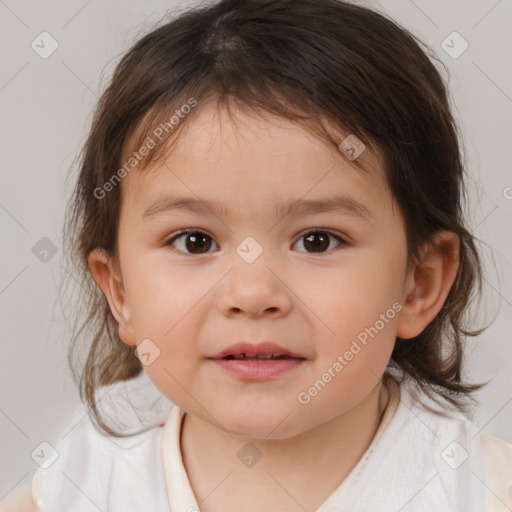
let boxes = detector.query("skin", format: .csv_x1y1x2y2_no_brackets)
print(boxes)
89,101,460,512
0,484,38,512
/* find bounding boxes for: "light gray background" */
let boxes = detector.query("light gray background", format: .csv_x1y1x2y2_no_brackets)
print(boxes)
1,0,511,503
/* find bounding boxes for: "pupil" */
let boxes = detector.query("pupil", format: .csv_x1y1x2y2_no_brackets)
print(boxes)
304,233,329,252
186,233,211,253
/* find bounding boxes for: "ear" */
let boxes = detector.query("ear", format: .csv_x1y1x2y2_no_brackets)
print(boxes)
396,230,460,339
87,248,136,346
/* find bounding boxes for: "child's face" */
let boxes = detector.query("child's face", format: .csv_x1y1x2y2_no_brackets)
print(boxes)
107,102,413,438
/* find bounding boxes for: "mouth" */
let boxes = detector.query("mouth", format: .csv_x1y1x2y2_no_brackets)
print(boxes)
209,341,305,360
221,353,302,361
208,342,306,380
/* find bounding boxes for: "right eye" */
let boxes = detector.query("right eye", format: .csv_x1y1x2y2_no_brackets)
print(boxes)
164,230,220,255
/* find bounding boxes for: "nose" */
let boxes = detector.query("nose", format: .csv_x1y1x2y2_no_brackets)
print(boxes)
216,260,293,320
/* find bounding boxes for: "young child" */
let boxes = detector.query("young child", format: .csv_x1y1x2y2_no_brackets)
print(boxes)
18,0,512,510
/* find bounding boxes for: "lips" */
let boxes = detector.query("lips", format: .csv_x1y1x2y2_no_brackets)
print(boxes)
209,341,305,360
209,341,306,380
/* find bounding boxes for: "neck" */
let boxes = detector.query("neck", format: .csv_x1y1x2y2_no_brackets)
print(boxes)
180,379,391,512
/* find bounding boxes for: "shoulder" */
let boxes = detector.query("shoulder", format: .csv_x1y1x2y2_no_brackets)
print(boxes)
387,369,512,510
479,431,512,511
32,373,174,510
31,402,166,511
0,484,38,512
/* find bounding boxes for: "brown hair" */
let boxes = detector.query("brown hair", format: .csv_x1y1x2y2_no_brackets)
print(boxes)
63,0,491,437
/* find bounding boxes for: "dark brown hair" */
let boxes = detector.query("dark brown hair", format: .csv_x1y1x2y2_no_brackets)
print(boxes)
63,0,491,437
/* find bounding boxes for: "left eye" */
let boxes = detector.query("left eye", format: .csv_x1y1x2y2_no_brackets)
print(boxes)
164,230,347,255
292,231,346,253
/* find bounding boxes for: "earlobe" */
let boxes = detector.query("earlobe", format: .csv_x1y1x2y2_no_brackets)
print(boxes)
87,248,136,346
396,230,460,339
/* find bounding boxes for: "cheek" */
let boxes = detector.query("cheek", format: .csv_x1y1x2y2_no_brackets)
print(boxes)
123,255,204,335
136,315,203,404
310,319,397,417
309,254,402,377
306,257,400,333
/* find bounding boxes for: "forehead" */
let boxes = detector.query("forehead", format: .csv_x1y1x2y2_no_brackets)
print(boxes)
119,102,391,216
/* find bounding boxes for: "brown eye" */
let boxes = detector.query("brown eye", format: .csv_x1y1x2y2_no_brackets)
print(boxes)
165,229,346,256
166,231,218,255
293,231,345,253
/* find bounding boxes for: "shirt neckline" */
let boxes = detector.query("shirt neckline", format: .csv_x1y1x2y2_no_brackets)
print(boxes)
161,405,199,511
315,375,400,509
161,375,401,512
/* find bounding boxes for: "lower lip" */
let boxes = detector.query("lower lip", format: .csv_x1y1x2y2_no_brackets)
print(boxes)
209,358,305,380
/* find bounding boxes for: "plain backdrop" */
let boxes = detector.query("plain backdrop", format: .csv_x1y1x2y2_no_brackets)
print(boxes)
1,0,511,501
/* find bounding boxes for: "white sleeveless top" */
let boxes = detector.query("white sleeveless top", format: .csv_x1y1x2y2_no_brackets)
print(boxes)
32,368,512,511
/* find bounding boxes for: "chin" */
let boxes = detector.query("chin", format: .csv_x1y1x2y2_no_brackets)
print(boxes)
222,409,306,440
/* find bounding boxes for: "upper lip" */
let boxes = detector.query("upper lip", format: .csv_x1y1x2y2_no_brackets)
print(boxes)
209,342,305,359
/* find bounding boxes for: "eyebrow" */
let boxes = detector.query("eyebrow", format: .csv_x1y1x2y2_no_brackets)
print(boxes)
142,195,375,222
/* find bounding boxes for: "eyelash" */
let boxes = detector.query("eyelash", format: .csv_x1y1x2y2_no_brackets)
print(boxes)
163,229,348,256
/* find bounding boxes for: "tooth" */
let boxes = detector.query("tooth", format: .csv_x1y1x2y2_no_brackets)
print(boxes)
256,354,273,359
233,354,245,360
